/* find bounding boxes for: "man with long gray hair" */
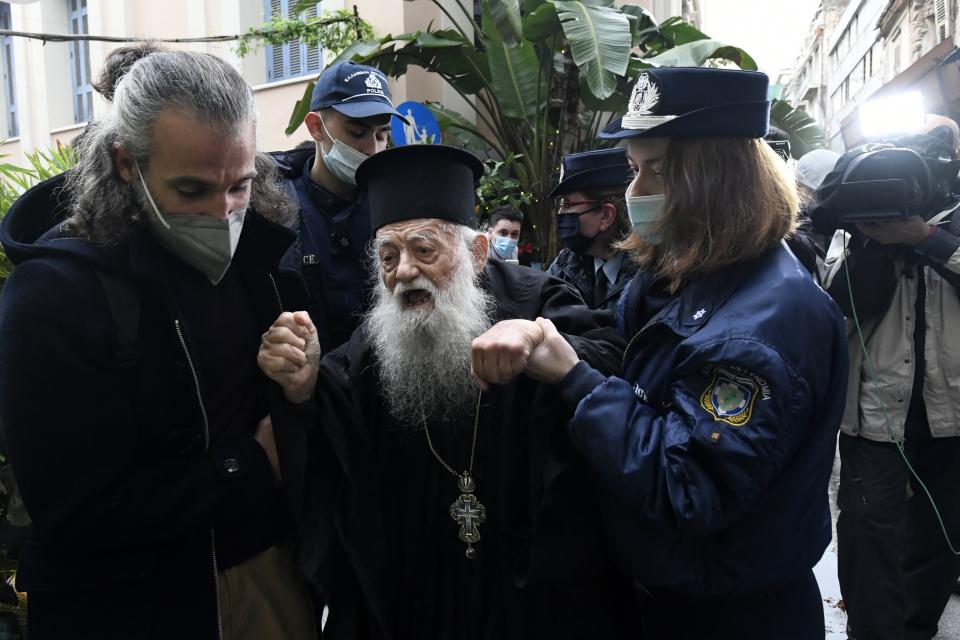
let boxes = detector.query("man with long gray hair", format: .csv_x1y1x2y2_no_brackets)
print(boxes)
258,144,635,639
0,50,316,639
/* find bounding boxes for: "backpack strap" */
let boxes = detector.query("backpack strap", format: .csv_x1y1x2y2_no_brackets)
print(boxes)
95,270,140,368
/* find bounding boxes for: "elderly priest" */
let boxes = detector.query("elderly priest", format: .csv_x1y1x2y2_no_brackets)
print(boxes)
257,144,635,640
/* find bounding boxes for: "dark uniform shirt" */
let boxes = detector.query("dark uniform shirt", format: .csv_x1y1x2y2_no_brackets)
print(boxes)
278,154,373,353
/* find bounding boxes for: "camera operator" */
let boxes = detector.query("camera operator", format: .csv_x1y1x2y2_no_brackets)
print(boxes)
812,114,960,640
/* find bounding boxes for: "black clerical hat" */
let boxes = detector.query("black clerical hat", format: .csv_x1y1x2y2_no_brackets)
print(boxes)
549,147,633,198
356,145,484,231
601,67,770,140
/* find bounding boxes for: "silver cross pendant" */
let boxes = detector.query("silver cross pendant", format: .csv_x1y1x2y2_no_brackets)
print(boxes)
449,472,486,559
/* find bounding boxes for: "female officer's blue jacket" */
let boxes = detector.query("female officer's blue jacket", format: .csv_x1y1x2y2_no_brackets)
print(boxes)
558,244,848,596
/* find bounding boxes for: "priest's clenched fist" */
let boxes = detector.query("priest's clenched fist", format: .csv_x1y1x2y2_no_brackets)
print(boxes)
258,311,323,404
470,318,544,389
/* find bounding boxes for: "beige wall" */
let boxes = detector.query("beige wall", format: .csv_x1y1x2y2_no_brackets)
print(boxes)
49,122,85,149
0,137,21,166
1,0,658,163
254,77,314,149
252,0,476,152
0,0,477,159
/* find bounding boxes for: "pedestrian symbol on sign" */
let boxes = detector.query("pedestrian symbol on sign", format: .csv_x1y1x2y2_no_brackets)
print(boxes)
391,101,443,146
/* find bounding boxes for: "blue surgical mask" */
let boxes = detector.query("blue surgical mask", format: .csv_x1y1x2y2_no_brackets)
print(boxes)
319,115,368,186
492,236,518,259
626,194,666,245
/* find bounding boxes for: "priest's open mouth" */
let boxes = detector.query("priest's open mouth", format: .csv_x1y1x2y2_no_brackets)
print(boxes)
402,289,433,308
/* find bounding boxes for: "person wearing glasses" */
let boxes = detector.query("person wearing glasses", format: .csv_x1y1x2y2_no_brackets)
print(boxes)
547,148,637,311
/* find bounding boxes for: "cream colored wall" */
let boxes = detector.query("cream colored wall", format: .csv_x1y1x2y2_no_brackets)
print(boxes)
0,0,519,163
0,138,21,164
237,0,268,86
256,0,481,152
49,122,85,149
254,78,314,151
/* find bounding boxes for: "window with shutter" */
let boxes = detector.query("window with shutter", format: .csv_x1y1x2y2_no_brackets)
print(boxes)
264,0,323,82
67,0,92,123
0,2,16,137
935,0,950,43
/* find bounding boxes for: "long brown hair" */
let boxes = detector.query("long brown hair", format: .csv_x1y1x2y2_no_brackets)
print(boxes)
620,137,798,292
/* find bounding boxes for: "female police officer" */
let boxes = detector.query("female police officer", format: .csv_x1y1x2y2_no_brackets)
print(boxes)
522,68,849,638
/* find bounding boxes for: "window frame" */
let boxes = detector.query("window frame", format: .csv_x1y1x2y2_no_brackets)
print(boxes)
0,2,17,137
67,0,93,124
264,0,324,83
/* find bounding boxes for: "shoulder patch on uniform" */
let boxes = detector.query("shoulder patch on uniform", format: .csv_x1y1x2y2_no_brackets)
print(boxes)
700,366,765,427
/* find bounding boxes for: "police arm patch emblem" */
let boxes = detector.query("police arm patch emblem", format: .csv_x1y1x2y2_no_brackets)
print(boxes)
699,366,761,427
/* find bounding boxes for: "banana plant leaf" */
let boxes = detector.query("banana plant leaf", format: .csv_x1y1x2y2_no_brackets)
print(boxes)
335,33,491,95
426,101,501,155
645,38,757,71
770,99,827,158
619,5,660,48
657,16,711,46
552,0,632,100
522,3,558,42
482,0,523,45
285,81,315,136
330,38,384,66
482,11,543,119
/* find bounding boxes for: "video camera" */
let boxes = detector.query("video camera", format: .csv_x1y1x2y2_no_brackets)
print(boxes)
811,135,959,234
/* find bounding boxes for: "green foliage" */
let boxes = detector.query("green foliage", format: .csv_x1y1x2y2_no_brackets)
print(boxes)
235,8,374,59
483,0,524,45
476,154,533,221
244,1,822,261
645,39,756,70
552,1,632,99
769,99,827,159
0,143,77,288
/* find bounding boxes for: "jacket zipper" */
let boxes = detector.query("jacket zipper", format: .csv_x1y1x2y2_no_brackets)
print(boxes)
174,319,223,640
621,329,646,373
175,319,210,451
621,315,663,372
620,304,679,372
268,274,284,312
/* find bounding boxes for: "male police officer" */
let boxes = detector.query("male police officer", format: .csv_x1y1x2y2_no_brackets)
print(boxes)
274,61,408,352
548,148,637,311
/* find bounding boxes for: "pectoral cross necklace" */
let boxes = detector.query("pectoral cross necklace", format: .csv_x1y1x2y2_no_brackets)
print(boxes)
421,392,486,559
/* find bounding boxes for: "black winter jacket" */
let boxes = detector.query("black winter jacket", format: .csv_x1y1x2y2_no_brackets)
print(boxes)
0,174,306,638
547,248,638,312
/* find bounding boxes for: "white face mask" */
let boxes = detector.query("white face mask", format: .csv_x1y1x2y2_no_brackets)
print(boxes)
318,114,369,186
626,193,666,245
136,164,246,285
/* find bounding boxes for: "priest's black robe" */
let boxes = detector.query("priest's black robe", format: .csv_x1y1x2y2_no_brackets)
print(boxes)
273,260,638,640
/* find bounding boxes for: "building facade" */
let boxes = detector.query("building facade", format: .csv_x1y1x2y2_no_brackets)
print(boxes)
0,0,676,165
822,0,888,150
784,0,960,152
782,0,848,134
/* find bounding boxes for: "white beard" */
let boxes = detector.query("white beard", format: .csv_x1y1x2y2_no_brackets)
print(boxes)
363,241,494,427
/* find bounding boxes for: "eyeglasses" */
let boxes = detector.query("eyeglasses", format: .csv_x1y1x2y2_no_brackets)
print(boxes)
556,198,625,217
556,200,603,216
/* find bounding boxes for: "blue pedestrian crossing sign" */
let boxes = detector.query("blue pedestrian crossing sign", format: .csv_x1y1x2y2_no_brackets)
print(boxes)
391,101,443,146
